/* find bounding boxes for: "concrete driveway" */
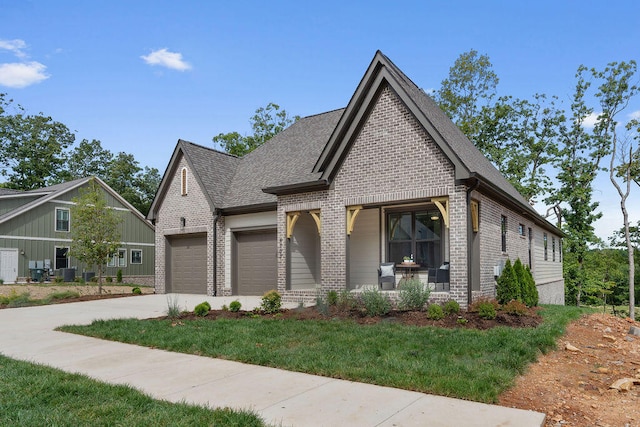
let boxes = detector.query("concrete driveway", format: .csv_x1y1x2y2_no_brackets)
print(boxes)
0,294,545,426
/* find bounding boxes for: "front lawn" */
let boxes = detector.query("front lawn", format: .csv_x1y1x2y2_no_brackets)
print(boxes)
59,304,589,403
0,354,267,426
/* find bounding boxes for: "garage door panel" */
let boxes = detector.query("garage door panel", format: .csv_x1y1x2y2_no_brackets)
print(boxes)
236,230,276,296
169,234,207,294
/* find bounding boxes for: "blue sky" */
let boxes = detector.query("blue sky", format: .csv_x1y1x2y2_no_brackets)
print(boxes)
1,0,639,241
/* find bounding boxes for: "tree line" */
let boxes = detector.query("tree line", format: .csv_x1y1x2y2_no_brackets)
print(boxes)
0,94,161,216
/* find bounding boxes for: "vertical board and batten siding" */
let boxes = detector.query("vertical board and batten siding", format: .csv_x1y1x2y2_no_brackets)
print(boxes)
0,196,40,215
348,208,379,288
289,213,320,290
224,211,277,291
155,155,214,294
0,182,155,280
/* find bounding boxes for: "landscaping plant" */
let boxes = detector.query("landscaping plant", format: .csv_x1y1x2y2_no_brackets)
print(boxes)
194,301,211,317
398,279,430,311
229,300,242,312
427,303,444,320
261,290,281,314
359,288,391,316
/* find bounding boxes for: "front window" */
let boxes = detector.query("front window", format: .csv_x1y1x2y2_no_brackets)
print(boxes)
501,215,507,252
55,247,69,269
108,249,126,267
543,233,548,261
131,249,142,264
387,209,442,268
56,208,70,232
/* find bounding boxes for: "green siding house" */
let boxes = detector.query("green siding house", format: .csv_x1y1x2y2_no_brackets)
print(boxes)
0,177,155,285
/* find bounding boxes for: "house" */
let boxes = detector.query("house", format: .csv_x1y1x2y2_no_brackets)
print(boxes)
0,177,155,285
148,51,564,307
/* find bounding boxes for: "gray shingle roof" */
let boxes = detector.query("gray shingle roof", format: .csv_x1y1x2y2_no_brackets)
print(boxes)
221,109,344,209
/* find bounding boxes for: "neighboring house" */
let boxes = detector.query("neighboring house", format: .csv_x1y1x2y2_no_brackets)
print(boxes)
149,51,564,306
0,177,155,285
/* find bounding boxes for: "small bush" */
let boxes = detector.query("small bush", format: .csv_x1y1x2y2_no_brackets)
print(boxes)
74,277,81,283
221,304,229,311
359,288,391,317
336,290,358,311
522,265,539,307
326,290,338,306
229,300,242,312
106,276,113,283
496,259,519,304
46,291,80,301
261,290,281,314
53,276,64,283
166,295,181,319
457,316,468,325
398,279,430,311
468,297,500,313
427,303,444,320
315,294,329,316
194,302,211,317
131,286,142,295
443,299,460,315
477,302,497,320
116,269,123,283
503,299,528,316
90,276,98,283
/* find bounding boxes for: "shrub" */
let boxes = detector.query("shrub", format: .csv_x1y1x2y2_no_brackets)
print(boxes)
427,303,444,320
503,299,528,316
194,302,211,317
496,259,519,304
221,304,229,311
398,279,430,311
443,299,460,315
336,290,358,311
457,316,468,325
326,290,338,306
469,297,500,313
522,265,539,307
166,295,181,319
359,288,391,317
476,301,497,320
54,276,64,283
105,276,113,283
315,294,329,316
116,269,123,283
229,300,242,312
90,276,98,283
261,290,281,314
131,286,142,295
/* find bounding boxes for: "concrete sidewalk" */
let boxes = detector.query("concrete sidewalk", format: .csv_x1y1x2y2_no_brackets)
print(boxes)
0,294,545,426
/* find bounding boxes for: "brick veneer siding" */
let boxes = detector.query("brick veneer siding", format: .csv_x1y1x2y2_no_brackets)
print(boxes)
154,156,215,294
277,86,474,307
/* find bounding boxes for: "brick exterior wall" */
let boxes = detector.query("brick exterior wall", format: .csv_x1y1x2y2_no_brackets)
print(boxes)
154,156,214,294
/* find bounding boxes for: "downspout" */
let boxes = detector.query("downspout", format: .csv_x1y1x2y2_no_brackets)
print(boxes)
466,178,480,306
213,211,220,296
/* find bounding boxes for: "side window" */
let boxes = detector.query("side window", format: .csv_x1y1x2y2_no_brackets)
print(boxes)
501,215,507,252
543,233,548,261
552,237,556,262
181,167,188,196
108,249,127,267
55,247,69,269
56,208,70,232
131,249,142,264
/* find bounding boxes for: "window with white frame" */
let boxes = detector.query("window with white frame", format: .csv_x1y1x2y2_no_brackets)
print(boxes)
55,247,69,269
55,208,70,232
131,249,142,264
107,249,127,267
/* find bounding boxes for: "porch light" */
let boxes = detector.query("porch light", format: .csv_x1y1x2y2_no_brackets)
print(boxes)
431,215,439,221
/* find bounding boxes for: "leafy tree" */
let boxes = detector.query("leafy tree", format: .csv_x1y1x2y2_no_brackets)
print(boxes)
591,60,638,319
212,103,298,156
435,50,499,142
61,138,113,181
134,166,162,216
70,179,122,294
0,97,75,189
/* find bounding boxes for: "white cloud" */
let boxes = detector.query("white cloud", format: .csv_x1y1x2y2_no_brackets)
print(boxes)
0,39,28,58
141,48,191,71
628,110,640,121
0,62,49,88
582,112,600,128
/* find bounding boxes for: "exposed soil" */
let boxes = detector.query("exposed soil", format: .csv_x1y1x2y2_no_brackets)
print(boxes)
499,313,640,427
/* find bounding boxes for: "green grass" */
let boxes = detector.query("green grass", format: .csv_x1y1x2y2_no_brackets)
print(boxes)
60,304,590,403
0,354,267,426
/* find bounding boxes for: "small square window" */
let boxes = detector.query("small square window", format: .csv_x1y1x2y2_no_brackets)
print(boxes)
518,223,526,237
131,250,142,264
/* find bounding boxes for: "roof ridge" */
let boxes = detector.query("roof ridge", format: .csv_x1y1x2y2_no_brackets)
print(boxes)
179,139,239,158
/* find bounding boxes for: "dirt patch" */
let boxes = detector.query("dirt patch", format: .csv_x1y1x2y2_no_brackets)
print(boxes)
499,313,640,427
0,284,154,307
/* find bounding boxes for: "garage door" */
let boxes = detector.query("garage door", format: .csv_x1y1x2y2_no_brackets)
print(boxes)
168,234,207,294
235,230,277,295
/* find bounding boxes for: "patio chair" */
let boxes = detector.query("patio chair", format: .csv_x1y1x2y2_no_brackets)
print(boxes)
378,262,396,290
434,262,450,291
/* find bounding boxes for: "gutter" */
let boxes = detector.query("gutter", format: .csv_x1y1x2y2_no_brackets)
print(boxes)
466,177,480,306
213,211,220,296
262,179,330,196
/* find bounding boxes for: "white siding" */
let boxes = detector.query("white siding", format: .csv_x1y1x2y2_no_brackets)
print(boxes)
224,211,277,289
349,208,380,288
290,213,320,290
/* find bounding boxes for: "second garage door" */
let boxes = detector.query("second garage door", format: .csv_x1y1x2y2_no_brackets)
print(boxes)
168,234,207,294
235,230,277,295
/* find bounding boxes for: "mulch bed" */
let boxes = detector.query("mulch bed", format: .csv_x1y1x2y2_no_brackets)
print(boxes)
170,305,543,329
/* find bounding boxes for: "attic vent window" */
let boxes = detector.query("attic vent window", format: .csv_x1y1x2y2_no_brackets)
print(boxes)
181,167,188,196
